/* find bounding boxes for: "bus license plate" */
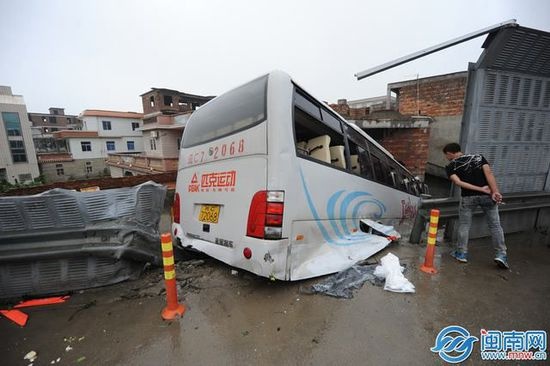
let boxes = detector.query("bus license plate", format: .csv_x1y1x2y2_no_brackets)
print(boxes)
198,205,220,223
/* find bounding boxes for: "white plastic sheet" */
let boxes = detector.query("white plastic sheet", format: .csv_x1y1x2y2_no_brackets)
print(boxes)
374,253,415,293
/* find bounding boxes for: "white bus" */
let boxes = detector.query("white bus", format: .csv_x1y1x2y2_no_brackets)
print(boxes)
172,71,427,280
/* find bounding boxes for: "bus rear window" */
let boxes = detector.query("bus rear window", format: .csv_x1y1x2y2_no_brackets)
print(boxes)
182,75,268,148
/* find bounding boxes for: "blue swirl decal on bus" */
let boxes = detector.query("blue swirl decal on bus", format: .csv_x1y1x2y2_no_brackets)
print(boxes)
299,168,386,246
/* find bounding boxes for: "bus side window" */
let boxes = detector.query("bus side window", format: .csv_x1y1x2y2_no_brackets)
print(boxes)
350,154,360,174
371,154,384,183
357,146,374,180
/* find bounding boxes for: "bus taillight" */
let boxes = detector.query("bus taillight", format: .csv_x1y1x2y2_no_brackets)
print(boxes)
173,192,181,224
247,190,284,240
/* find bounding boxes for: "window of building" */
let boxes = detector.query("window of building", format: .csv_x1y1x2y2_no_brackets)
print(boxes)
106,141,115,151
86,161,92,173
56,163,64,176
0,168,6,182
127,141,135,151
177,137,181,150
9,140,27,163
150,138,157,150
150,96,155,108
131,122,140,131
42,117,47,123
81,141,92,151
102,120,112,130
18,174,32,183
164,95,174,107
52,109,59,115
67,118,72,123
2,112,22,136
49,116,56,124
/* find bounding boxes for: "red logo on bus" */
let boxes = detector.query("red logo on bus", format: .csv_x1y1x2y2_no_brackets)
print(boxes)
188,171,237,193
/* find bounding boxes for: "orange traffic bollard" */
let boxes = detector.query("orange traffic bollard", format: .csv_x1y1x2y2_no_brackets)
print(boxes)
420,209,440,274
161,233,185,320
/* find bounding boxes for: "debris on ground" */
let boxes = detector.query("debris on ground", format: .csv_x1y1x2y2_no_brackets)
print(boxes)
1,296,71,327
24,350,37,362
374,253,415,293
1,309,28,327
68,300,96,321
302,264,384,299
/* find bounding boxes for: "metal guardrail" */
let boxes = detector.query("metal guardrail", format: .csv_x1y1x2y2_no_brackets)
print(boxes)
0,181,166,299
409,192,550,243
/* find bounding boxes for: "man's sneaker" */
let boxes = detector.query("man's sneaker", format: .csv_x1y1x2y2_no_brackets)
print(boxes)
451,250,468,263
494,255,509,269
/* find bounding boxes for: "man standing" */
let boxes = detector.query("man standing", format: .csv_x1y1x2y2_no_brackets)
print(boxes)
443,143,509,269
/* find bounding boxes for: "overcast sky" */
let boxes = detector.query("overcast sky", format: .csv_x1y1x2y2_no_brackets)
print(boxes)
1,0,549,115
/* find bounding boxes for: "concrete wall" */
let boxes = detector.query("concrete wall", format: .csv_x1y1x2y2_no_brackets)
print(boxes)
40,158,109,183
425,116,463,177
68,136,143,160
81,116,142,137
158,130,182,159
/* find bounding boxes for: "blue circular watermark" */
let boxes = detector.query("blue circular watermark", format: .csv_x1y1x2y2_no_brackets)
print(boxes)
431,325,479,363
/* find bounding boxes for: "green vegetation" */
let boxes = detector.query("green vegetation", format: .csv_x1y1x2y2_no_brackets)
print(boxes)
0,175,46,194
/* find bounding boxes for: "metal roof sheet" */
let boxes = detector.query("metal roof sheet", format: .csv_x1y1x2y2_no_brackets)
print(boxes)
476,26,550,77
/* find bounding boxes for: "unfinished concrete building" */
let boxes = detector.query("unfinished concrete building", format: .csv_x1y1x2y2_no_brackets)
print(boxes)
107,88,214,177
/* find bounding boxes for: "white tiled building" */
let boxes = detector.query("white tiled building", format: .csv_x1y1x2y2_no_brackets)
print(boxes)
46,110,144,181
0,86,40,184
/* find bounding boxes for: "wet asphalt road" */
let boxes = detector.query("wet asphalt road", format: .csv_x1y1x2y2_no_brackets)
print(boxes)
2,228,550,365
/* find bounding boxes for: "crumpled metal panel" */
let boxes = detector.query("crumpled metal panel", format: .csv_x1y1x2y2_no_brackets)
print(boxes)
0,181,166,299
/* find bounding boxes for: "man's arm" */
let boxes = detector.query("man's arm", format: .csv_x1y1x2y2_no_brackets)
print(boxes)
482,164,502,203
449,174,491,194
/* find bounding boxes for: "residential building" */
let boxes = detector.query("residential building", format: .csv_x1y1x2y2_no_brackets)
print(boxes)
29,107,82,181
0,86,40,184
44,110,144,182
107,88,213,177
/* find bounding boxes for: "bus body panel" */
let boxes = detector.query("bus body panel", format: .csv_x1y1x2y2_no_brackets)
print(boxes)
287,158,420,280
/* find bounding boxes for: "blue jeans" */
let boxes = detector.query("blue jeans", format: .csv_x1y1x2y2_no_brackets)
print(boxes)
457,195,507,256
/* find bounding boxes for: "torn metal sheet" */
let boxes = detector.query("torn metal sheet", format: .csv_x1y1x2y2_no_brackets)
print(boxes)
360,219,401,240
289,220,400,280
0,181,166,299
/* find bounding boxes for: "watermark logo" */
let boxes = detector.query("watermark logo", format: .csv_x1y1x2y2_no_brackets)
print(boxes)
480,329,547,361
431,325,479,363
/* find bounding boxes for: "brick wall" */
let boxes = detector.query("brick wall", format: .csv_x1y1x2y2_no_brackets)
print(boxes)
1,172,176,196
396,75,467,116
380,128,430,177
330,103,349,117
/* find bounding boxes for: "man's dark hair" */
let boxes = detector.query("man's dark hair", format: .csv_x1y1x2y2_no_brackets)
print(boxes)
443,143,461,154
